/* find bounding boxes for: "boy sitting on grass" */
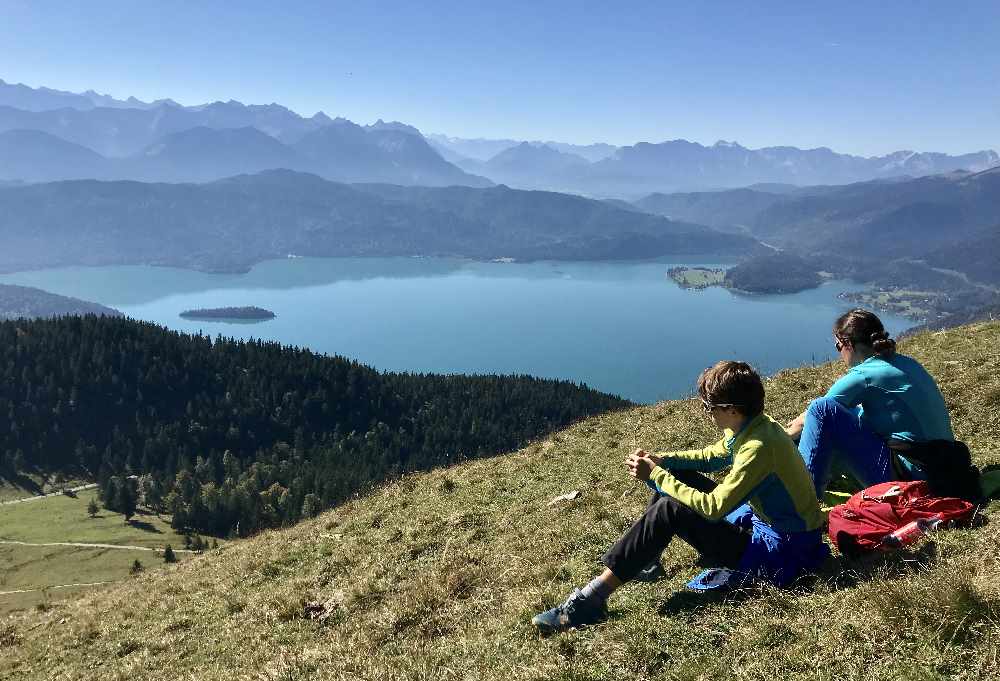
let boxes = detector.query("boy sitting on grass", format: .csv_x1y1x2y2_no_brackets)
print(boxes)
533,360,829,633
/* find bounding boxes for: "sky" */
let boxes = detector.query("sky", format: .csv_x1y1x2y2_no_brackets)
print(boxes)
2,0,998,156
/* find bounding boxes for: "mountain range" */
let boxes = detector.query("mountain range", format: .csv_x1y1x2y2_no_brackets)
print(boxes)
0,122,489,186
426,133,619,163
2,79,996,196
0,169,762,273
458,140,998,197
431,133,998,196
0,77,176,111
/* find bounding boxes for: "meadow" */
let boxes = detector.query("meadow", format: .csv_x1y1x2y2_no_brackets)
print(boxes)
0,488,201,614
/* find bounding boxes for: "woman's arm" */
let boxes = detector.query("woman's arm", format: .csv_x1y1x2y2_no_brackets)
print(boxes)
785,369,866,442
785,411,806,442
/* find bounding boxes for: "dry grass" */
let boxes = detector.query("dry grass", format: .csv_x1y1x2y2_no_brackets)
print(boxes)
2,322,999,680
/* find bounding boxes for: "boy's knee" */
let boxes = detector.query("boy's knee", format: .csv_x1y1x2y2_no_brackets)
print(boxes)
649,495,686,521
807,396,840,416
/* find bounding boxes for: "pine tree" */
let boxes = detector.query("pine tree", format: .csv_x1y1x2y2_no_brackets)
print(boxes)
86,498,98,518
301,493,322,519
163,544,177,563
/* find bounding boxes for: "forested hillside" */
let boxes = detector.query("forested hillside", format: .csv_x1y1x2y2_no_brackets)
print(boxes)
0,171,762,273
723,251,823,294
0,316,629,537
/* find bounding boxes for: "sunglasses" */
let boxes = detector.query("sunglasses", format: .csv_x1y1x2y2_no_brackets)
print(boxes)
700,398,738,413
834,336,850,352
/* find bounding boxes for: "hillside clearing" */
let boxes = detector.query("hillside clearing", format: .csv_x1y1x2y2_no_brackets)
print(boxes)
2,322,999,680
0,488,208,614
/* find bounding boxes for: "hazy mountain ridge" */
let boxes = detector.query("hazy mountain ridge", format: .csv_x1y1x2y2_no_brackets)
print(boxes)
1,80,995,194
749,171,1000,256
451,142,592,191
636,170,1000,264
427,134,619,163
634,188,788,232
0,78,176,112
0,129,110,182
0,87,487,187
582,140,999,196
0,283,121,319
0,170,762,273
0,124,489,187
433,135,997,197
634,171,1000,325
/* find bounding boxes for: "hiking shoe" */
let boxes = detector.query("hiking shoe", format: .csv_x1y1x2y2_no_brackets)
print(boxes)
531,589,607,633
634,558,666,582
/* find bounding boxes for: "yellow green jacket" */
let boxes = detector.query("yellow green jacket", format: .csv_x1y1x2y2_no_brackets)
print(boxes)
649,413,825,533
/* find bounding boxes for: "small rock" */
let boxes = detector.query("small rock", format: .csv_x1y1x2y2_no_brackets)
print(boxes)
548,490,581,506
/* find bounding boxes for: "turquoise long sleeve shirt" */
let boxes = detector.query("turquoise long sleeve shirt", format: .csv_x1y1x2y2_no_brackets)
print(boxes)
825,353,953,443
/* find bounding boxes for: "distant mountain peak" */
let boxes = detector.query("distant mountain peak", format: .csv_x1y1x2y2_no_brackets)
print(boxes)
367,119,422,136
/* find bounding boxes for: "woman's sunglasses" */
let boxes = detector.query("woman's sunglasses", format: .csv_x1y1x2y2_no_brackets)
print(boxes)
700,398,738,413
834,336,851,352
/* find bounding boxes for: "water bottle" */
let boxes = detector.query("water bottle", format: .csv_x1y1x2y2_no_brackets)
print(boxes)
879,514,946,549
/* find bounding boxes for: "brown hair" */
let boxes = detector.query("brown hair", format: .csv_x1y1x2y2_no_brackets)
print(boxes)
697,360,765,417
834,308,896,356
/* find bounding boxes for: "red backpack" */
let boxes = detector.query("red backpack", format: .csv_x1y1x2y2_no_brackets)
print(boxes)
827,480,976,557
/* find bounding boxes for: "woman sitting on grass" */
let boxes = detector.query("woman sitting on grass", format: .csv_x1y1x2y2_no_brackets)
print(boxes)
784,309,954,497
532,361,828,634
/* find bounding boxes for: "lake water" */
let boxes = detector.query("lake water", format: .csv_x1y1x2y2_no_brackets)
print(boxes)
0,257,913,404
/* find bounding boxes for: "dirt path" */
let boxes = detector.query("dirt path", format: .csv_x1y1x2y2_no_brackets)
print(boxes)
0,539,197,553
0,581,113,596
0,483,98,506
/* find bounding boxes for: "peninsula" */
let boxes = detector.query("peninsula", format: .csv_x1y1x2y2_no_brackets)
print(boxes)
668,252,822,295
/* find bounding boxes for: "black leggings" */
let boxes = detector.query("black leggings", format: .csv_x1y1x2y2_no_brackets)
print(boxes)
602,470,751,582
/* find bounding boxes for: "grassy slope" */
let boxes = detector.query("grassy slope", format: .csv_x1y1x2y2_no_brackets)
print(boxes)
0,489,202,614
2,322,1000,680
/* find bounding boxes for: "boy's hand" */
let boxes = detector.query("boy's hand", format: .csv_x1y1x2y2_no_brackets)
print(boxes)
629,448,662,465
625,449,659,481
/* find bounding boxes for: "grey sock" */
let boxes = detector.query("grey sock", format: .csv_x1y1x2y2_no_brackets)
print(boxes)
581,576,613,602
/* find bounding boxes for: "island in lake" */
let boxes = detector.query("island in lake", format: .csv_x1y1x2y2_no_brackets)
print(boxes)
180,306,276,321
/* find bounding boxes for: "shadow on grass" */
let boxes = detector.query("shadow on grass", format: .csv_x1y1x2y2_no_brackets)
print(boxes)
815,541,939,591
652,542,942,616
126,520,163,534
656,587,756,616
0,473,43,497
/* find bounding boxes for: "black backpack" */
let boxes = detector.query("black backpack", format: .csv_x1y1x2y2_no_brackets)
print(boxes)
896,439,982,502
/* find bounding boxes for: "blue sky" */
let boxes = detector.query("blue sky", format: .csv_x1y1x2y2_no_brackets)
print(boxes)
2,0,998,155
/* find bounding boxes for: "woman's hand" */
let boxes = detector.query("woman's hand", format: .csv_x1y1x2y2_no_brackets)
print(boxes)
625,448,659,481
785,411,806,443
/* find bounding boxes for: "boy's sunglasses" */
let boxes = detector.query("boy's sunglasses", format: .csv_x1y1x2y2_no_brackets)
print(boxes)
700,398,738,413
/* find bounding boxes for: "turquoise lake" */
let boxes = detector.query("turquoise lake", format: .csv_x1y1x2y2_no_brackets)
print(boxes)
0,257,913,404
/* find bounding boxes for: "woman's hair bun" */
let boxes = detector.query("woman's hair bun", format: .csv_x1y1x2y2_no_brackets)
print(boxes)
835,308,895,355
869,330,896,355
